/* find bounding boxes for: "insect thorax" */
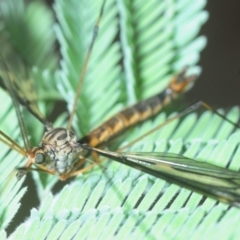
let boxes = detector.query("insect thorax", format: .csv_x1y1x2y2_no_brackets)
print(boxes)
39,127,83,174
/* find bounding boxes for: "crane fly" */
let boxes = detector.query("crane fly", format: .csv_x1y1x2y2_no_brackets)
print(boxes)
1,0,240,209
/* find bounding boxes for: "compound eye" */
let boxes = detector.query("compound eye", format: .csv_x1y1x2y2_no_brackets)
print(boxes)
35,153,46,164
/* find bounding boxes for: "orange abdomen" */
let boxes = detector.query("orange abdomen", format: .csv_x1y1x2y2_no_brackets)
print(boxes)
78,69,196,147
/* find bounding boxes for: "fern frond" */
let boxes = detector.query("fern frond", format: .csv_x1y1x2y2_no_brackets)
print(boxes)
55,0,121,135
7,129,240,239
117,0,208,100
0,89,27,230
56,0,207,136
2,0,240,239
8,205,240,239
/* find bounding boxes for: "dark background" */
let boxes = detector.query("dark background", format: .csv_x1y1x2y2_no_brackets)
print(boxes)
186,0,240,108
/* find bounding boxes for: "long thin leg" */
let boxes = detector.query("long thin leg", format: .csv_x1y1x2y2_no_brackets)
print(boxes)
117,101,239,152
60,152,106,180
0,130,26,156
68,163,98,178
16,162,56,180
91,151,101,164
60,159,98,181
17,167,56,175
64,100,239,179
68,0,107,130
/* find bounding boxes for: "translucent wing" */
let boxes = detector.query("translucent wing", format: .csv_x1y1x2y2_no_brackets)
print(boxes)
83,146,240,208
0,42,48,126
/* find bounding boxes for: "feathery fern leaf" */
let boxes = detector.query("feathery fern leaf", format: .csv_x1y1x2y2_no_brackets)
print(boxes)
0,89,27,230
2,0,240,239
56,0,208,136
55,0,121,135
6,130,240,239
